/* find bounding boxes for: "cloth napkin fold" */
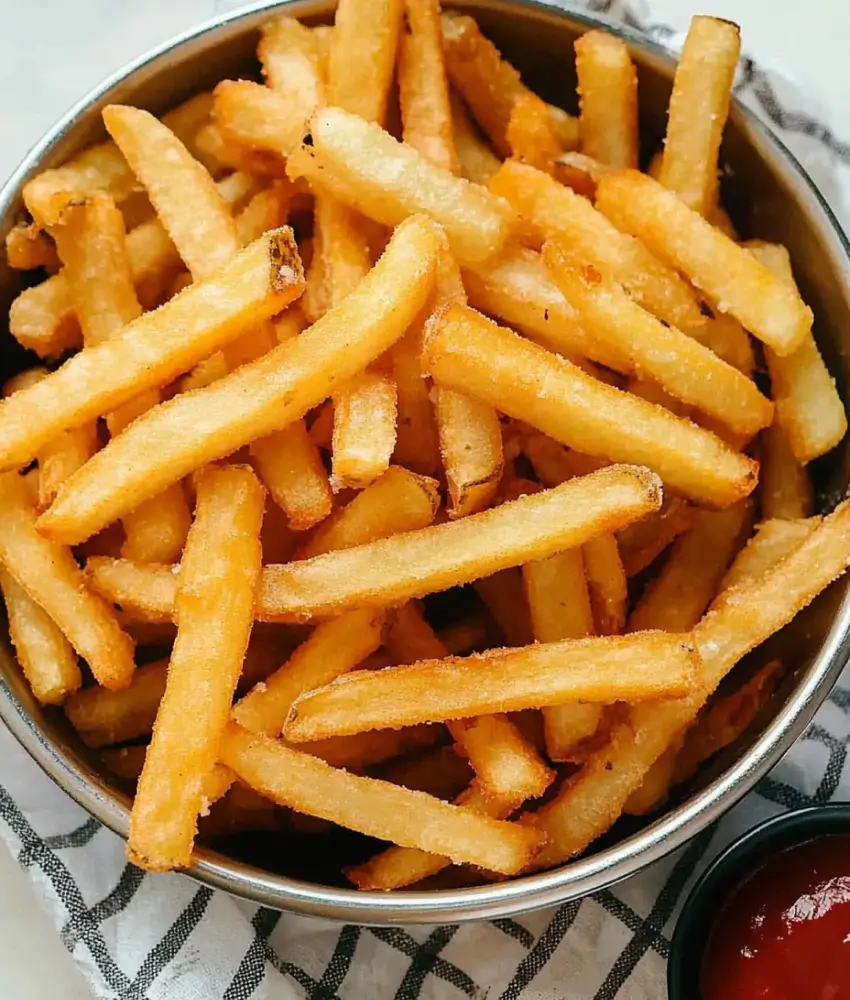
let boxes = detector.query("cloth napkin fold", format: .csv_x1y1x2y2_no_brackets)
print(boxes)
3,1,850,997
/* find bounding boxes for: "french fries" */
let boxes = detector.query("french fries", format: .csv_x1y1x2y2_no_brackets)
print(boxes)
5,223,59,271
38,217,439,545
719,518,819,594
331,369,398,489
284,631,696,740
474,569,532,646
128,465,265,871
596,170,813,356
575,31,638,169
506,93,564,173
259,15,325,111
761,422,814,520
392,332,442,477
583,534,628,636
422,304,757,507
250,422,333,532
450,91,501,185
287,107,515,264
617,496,695,577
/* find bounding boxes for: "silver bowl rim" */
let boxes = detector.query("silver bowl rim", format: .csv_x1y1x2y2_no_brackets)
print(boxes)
1,0,849,924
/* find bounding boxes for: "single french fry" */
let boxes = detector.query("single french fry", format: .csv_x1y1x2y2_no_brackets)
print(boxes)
287,106,515,264
543,245,774,437
473,569,533,647
761,422,813,520
489,160,703,332
575,31,638,169
212,80,308,164
746,241,847,462
234,181,293,246
5,223,59,271
231,608,384,737
8,275,84,359
259,14,325,108
623,738,682,815
628,501,752,633
398,0,459,174
617,496,695,577
221,722,544,873
0,471,134,689
596,170,813,356
659,16,740,216
391,333,441,478
422,304,758,507
450,91,501,185
440,13,579,156
297,465,440,560
436,387,503,518
506,93,564,173
284,631,696,740
260,465,662,621
0,229,302,473
0,564,81,705
128,465,265,871
38,218,437,545
36,423,100,509
583,533,627,636
553,151,612,198
331,369,398,489
719,518,819,594
300,725,443,770
250,421,332,532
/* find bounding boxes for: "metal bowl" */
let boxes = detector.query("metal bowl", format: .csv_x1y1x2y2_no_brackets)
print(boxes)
2,0,850,925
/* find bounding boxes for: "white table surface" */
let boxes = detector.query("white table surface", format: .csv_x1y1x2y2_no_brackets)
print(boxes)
2,1,850,997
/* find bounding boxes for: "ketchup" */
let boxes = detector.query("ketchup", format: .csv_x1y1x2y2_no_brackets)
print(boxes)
701,835,850,1000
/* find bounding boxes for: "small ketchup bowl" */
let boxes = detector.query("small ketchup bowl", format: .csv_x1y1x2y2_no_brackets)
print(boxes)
668,804,850,1000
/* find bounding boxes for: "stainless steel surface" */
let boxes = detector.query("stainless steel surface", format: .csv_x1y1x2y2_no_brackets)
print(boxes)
1,0,850,925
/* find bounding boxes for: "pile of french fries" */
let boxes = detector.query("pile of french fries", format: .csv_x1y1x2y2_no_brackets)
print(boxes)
1,0,849,888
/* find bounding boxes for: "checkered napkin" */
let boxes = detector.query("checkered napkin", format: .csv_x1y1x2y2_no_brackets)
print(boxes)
3,2,850,997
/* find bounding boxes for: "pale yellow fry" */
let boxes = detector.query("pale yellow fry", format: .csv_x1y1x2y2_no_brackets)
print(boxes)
719,518,819,594
296,465,440,559
0,472,134,690
747,241,847,462
659,16,740,216
0,564,81,705
328,0,403,124
0,230,302,473
422,304,757,508
543,244,773,437
440,12,579,156
314,194,372,309
103,105,239,281
392,333,441,478
261,465,662,621
250,422,332,532
332,369,398,489
212,81,308,162
628,501,752,633
221,722,544,873
259,15,326,107
231,609,384,737
506,93,564,173
399,0,459,174
623,737,682,815
128,465,264,871
450,91,501,185
583,533,627,636
761,422,814,520
575,31,638,169
596,170,813,356
284,631,696,740
38,218,437,545
287,106,515,264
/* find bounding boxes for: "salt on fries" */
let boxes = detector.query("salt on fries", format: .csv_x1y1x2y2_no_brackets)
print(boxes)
0,5,847,889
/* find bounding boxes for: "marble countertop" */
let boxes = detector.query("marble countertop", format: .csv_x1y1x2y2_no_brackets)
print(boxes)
2,1,850,997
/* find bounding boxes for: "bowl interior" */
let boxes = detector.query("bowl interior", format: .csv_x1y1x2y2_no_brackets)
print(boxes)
2,0,850,922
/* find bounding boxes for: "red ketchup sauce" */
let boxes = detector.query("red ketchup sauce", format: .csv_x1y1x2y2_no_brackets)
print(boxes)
701,835,850,1000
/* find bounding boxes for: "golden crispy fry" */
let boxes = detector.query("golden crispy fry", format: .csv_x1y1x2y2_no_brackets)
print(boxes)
659,16,740,216
521,432,609,487
436,387,503,517
617,495,695,577
473,569,532,647
36,423,99,510
0,564,81,705
84,559,178,624
0,471,134,690
553,151,612,198
747,241,847,462
398,0,459,174
327,0,403,124
450,91,501,185
234,182,293,246
761,422,814,520
506,93,563,173
300,725,443,770
719,518,819,594
422,304,758,507
575,31,638,169
128,465,264,871
259,465,663,621
5,223,59,271
284,631,696,740
583,533,627,636
392,333,441,477
221,723,544,873
38,218,437,545
543,245,773,437
212,81,309,163
596,170,813,356
259,15,325,108
331,370,398,489
0,230,302,473
440,13,579,156
287,106,515,264
623,738,682,815
296,465,440,559
231,609,384,737
8,274,84,358
628,501,752,632
439,615,490,656
250,421,332,532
